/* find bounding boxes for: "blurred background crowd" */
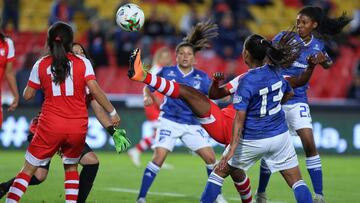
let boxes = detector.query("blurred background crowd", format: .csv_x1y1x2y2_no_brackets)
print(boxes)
1,0,360,106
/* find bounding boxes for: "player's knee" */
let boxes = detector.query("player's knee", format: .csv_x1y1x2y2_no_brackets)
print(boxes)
30,175,46,185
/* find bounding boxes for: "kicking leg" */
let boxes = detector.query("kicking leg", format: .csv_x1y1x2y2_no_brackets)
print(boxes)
78,149,99,203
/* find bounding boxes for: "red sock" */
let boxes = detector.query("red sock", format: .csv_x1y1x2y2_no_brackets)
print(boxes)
65,171,79,202
6,172,31,203
135,136,153,152
234,176,252,203
144,73,180,98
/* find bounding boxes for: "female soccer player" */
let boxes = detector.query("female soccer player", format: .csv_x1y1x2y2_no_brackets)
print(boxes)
0,42,130,202
0,18,19,128
127,47,172,168
255,7,351,203
200,33,314,203
134,20,227,203
128,30,325,202
5,22,120,203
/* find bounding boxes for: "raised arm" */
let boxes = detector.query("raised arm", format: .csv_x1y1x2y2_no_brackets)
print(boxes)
208,72,232,99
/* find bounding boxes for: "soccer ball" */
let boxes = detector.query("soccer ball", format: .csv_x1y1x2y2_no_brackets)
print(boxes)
116,3,145,32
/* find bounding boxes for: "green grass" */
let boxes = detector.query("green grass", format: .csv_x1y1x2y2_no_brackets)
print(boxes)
0,151,358,203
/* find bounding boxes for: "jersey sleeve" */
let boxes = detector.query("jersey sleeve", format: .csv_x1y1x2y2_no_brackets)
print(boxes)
233,76,252,111
272,31,285,43
319,41,332,63
27,59,41,89
227,75,241,94
83,57,96,81
5,38,15,61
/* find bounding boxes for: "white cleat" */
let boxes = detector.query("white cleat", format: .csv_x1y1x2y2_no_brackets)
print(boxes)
128,148,141,167
136,197,146,203
255,191,267,203
215,193,228,203
314,194,325,203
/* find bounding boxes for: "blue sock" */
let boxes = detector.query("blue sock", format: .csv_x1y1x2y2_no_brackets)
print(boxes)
292,180,313,203
138,162,160,199
200,172,224,203
257,159,271,193
306,155,323,195
206,164,215,177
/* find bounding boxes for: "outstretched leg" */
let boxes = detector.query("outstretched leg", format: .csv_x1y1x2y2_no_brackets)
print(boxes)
128,48,211,117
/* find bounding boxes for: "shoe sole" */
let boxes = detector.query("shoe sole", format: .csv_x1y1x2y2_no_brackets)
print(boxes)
128,48,144,81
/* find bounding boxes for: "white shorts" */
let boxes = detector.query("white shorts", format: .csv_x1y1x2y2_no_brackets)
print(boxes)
152,117,212,152
226,131,298,173
283,103,312,136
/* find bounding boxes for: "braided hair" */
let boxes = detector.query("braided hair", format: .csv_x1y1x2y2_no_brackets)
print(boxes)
175,19,218,54
298,6,352,39
245,32,302,68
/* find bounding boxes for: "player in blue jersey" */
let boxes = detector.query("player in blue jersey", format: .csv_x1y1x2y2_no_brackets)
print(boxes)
134,20,227,203
255,7,351,203
128,31,325,202
199,34,314,203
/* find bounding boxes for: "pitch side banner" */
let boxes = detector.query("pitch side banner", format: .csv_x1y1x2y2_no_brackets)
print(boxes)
0,106,359,154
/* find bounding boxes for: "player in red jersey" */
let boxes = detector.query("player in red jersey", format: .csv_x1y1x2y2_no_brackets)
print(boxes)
5,22,120,203
0,42,130,202
0,18,19,127
127,47,172,167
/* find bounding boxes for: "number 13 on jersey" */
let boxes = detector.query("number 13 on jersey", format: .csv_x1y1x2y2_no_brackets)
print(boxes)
259,81,283,117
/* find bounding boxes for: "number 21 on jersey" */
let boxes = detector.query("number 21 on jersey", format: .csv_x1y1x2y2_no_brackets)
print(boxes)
259,81,283,117
47,64,74,96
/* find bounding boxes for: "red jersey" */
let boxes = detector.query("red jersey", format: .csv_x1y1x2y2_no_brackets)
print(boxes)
0,37,15,91
27,54,95,133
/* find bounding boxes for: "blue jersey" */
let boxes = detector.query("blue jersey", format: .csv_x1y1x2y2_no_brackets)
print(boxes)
150,65,211,125
273,32,330,104
233,65,292,140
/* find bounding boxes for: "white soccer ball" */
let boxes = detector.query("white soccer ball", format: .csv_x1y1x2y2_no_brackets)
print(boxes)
116,3,145,32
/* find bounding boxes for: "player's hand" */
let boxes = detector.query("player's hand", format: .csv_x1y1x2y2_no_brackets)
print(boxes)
307,52,328,68
7,97,19,112
218,150,234,170
213,72,225,82
144,95,154,106
110,113,121,128
112,128,131,153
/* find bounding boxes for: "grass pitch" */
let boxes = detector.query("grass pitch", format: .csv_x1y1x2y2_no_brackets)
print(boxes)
0,151,358,203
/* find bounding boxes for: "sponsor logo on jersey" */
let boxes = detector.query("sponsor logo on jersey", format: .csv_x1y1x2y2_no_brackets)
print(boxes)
291,61,308,68
167,71,176,77
233,95,242,103
194,74,202,80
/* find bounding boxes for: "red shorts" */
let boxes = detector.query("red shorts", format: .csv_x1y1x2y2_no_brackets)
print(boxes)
198,101,235,145
27,115,88,166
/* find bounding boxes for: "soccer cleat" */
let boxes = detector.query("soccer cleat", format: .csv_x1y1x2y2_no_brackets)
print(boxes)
127,148,141,167
255,191,267,203
314,194,325,203
0,182,8,199
136,197,146,203
112,128,131,153
215,193,228,203
128,48,147,81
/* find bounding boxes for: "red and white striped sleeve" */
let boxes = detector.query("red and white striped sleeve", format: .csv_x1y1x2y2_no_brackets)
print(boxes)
226,75,243,94
27,59,41,89
82,57,96,81
5,38,15,61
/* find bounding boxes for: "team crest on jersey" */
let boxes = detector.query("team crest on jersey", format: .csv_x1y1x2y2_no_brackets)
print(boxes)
193,80,201,89
167,71,176,77
314,44,320,51
0,49,5,56
233,95,242,104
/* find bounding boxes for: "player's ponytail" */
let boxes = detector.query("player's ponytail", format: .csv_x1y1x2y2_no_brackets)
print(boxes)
176,19,218,54
298,6,352,39
47,22,73,85
245,33,301,68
